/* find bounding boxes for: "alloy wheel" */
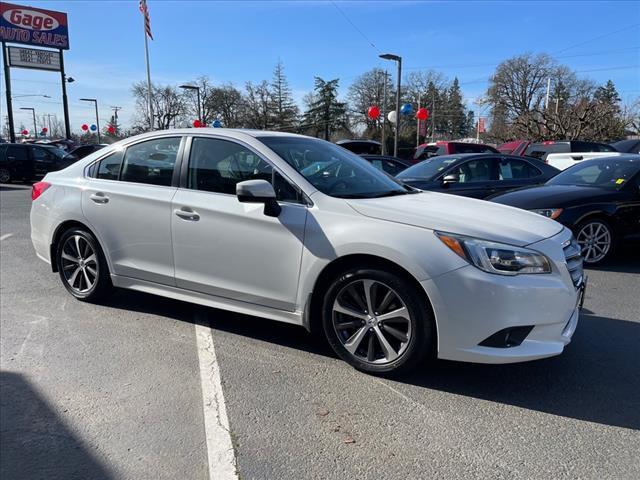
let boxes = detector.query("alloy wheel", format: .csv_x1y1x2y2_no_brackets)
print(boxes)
332,279,412,365
61,235,98,293
0,169,10,183
576,221,611,264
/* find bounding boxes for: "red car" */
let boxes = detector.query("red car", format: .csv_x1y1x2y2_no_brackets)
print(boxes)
412,141,499,163
497,140,531,156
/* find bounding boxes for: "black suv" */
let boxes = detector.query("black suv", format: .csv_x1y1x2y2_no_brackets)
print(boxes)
523,140,616,161
0,143,77,183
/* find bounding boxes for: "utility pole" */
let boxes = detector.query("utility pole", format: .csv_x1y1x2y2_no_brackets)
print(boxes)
416,94,421,147
545,77,551,110
110,106,122,133
431,92,436,143
2,42,16,142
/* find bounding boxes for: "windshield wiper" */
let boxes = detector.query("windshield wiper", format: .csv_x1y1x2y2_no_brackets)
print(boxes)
366,190,409,198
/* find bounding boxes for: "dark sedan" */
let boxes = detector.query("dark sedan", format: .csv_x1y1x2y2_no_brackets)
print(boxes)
490,155,640,265
360,154,410,175
396,153,559,199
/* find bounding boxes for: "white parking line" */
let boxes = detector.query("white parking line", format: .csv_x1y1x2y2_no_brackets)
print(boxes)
0,233,13,241
194,313,239,480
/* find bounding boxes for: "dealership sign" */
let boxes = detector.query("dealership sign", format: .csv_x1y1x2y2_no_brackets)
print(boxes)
0,2,69,50
8,46,61,71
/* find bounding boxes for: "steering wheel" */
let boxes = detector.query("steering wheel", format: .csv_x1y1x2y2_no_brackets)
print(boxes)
328,180,350,194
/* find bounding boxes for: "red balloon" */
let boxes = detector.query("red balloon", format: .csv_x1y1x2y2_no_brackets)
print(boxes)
81,124,89,131
367,105,380,120
107,125,116,134
21,129,29,135
41,127,48,133
416,108,429,121
193,119,202,128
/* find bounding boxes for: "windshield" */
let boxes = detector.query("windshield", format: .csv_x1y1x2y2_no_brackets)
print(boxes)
547,159,638,189
397,155,463,180
46,147,68,158
258,136,410,198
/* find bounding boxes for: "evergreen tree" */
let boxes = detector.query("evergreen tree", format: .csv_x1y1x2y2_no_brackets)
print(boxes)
303,77,348,140
269,61,299,131
447,78,468,138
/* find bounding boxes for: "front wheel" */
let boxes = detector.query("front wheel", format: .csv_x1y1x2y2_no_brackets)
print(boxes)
56,228,113,301
322,268,434,375
575,219,614,265
0,168,11,183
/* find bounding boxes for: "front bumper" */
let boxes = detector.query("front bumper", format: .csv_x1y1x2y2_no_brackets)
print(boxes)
423,229,581,364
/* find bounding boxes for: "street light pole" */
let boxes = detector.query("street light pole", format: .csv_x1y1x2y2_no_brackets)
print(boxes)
180,84,202,124
380,70,388,156
20,107,37,139
80,98,100,143
379,53,402,157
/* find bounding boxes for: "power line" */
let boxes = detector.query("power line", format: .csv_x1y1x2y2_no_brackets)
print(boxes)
553,23,640,54
330,1,380,53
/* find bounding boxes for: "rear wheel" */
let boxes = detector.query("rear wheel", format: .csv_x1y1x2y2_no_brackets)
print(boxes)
575,218,614,265
0,168,11,183
322,268,434,375
56,228,112,301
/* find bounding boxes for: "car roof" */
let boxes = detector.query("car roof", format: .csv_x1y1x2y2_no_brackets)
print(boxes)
336,139,381,145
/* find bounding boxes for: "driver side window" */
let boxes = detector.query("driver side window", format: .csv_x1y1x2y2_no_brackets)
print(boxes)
451,158,496,183
187,137,303,203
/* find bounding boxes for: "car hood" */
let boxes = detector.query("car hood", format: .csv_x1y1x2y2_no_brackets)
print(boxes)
346,191,562,247
490,184,618,208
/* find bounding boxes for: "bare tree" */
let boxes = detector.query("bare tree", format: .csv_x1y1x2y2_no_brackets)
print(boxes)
205,83,244,128
243,81,272,130
131,81,187,131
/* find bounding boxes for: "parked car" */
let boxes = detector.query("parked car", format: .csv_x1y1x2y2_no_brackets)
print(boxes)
68,143,108,159
0,143,78,183
497,140,531,156
490,155,640,265
360,154,410,175
611,139,640,154
413,141,499,163
396,153,559,199
31,129,584,374
523,140,620,170
336,139,382,155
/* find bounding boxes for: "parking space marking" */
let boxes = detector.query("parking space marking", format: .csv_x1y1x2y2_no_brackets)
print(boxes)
0,233,14,241
195,313,239,480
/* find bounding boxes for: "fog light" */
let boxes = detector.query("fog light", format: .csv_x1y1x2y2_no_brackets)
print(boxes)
479,326,534,348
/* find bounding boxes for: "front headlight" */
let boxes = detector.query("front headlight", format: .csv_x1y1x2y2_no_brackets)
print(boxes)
436,232,551,275
530,208,563,219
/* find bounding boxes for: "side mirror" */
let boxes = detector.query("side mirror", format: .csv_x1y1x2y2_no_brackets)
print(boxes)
236,179,281,217
442,173,459,185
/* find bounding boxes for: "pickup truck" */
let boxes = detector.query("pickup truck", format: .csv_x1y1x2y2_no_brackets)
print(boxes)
523,140,621,170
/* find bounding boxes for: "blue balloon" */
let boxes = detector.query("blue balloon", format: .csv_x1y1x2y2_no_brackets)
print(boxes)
212,120,222,128
400,103,413,116
90,124,97,131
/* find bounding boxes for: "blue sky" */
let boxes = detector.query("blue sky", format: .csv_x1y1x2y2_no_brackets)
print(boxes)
1,0,639,133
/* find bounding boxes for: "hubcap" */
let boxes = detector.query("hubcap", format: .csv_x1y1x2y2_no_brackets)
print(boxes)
332,279,412,365
576,222,611,264
61,235,98,293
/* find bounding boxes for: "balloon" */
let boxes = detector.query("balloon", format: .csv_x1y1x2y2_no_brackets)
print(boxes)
41,127,48,133
81,124,89,131
387,111,397,124
90,124,97,131
367,105,380,120
416,108,429,121
193,119,202,128
212,119,222,128
107,125,116,134
400,103,413,116
21,129,29,135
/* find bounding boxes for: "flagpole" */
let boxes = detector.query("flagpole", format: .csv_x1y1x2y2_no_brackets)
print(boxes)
143,9,153,130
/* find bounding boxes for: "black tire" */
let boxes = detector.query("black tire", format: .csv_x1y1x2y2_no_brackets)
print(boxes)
322,268,434,375
0,168,11,183
574,218,615,265
55,227,113,301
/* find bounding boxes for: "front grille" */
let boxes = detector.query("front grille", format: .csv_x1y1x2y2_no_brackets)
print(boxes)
563,237,583,288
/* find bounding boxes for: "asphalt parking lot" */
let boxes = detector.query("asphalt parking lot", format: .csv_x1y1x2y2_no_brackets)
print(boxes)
1,183,639,480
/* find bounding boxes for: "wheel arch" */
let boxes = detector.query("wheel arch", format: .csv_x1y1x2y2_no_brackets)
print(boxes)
304,254,436,339
49,220,104,272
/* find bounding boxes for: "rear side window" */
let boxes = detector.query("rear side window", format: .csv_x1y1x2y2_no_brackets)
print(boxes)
453,144,496,154
120,137,180,186
573,142,616,153
498,158,542,179
5,146,29,161
524,143,569,160
95,151,124,180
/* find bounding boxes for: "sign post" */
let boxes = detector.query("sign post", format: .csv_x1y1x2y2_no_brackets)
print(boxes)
0,2,70,140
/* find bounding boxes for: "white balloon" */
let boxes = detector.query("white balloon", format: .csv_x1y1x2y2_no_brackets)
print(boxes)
387,110,397,124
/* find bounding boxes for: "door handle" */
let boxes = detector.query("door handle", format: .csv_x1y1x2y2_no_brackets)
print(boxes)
90,192,109,204
174,207,200,221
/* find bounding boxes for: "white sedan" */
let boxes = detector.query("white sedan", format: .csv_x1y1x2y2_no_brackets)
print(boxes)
30,129,584,374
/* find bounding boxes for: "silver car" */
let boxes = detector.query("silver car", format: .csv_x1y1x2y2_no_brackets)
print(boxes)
31,129,584,374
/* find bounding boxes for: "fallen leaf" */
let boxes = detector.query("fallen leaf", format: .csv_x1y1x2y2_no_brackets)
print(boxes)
343,435,356,444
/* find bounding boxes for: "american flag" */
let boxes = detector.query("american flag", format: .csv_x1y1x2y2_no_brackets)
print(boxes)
139,0,153,40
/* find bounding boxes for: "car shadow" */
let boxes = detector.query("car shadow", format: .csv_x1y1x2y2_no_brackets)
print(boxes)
104,289,640,431
585,245,640,274
0,371,114,479
0,184,32,191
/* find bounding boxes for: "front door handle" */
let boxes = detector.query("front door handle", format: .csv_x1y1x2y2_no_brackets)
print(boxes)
90,192,109,204
174,207,200,221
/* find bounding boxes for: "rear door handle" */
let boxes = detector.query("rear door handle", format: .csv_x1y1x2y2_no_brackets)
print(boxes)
90,192,109,204
174,207,200,221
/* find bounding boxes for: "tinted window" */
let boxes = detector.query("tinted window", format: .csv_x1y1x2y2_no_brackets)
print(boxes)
547,159,639,189
369,158,406,176
452,158,496,183
524,143,569,159
188,137,302,203
31,147,55,160
96,151,124,180
415,145,444,160
120,137,180,186
573,141,616,153
397,155,463,180
6,146,28,161
453,144,497,154
498,158,542,180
